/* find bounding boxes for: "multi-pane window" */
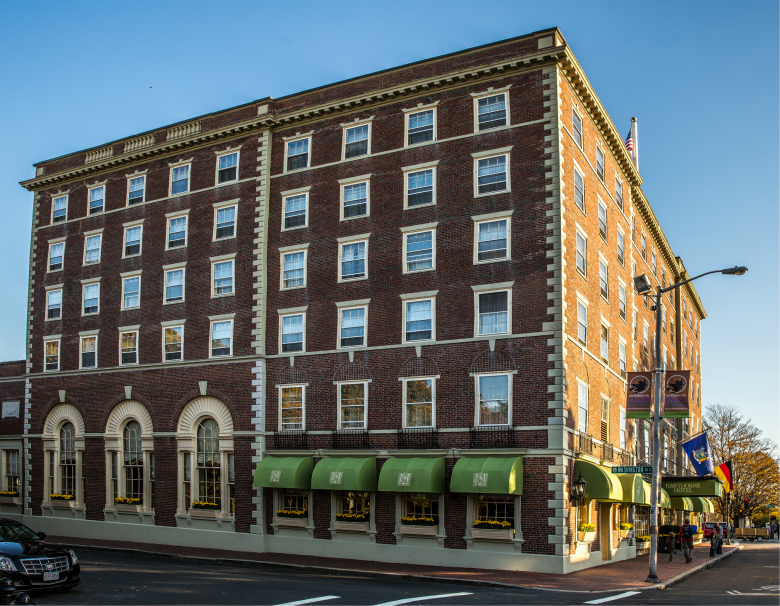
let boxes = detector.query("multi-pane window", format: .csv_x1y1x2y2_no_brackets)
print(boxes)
281,386,304,430
643,323,649,354
212,260,234,296
49,242,64,271
640,232,647,260
404,493,438,523
164,326,183,361
123,421,143,500
477,93,507,130
596,148,605,182
171,165,190,194
197,419,220,506
339,383,366,429
45,340,59,371
122,276,140,309
165,269,184,303
281,488,308,512
282,251,306,288
617,230,625,266
121,331,138,365
572,111,583,148
46,289,62,320
652,251,657,275
340,307,366,347
477,291,509,335
340,242,366,280
597,201,608,240
217,152,238,183
574,167,585,212
286,138,309,171
182,452,191,509
575,231,586,276
477,155,508,194
633,310,638,342
615,177,623,211
52,196,67,223
83,283,100,315
80,336,97,368
600,324,609,363
405,231,433,272
619,341,627,379
405,299,433,342
344,124,369,158
59,423,76,497
478,374,510,426
339,490,369,517
476,494,514,526
281,314,304,352
124,226,142,256
211,320,233,357
577,300,587,345
407,169,434,207
84,235,101,264
407,109,434,144
404,378,433,428
619,282,626,320
215,205,236,239
342,182,368,218
599,260,608,300
128,176,145,205
4,452,19,494
89,186,104,214
283,194,307,229
476,219,508,262
168,216,187,248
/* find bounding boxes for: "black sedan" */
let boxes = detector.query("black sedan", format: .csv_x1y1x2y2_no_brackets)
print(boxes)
0,519,79,593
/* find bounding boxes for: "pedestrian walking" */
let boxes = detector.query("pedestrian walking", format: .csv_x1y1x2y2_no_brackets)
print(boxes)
771,520,778,540
709,525,721,557
666,531,676,562
678,518,695,563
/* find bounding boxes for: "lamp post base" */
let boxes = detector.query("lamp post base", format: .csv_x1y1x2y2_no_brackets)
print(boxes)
645,572,660,584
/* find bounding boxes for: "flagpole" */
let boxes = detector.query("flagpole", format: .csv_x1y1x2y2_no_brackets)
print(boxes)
632,117,639,170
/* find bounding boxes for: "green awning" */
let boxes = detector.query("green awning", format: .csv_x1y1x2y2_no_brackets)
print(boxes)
574,460,623,501
616,474,645,504
254,456,312,489
671,496,694,511
703,498,715,513
689,496,714,513
662,478,724,498
660,488,671,509
378,457,445,493
449,457,522,495
641,481,652,506
641,481,670,507
311,457,376,492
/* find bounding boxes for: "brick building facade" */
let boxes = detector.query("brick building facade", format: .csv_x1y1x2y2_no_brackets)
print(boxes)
11,28,707,571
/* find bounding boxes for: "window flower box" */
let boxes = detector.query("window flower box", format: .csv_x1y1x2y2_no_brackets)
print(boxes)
0,492,19,505
577,531,596,542
333,520,370,532
50,494,75,509
400,524,437,536
189,508,217,518
472,528,514,540
114,497,141,513
619,523,634,539
275,516,308,528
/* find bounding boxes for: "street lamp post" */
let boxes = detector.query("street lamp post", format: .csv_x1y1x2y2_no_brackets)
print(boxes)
633,266,747,583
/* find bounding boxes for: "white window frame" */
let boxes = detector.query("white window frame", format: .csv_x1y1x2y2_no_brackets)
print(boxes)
614,174,624,211
209,317,234,358
43,336,60,372
47,239,66,273
281,189,310,231
215,150,240,185
576,294,588,345
401,376,436,429
337,380,368,430
573,162,585,213
618,280,627,321
166,211,189,250
169,161,192,196
619,338,627,378
82,231,103,266
341,120,372,160
87,184,105,215
283,135,312,173
596,146,605,182
121,273,142,310
279,311,306,354
122,221,144,258
473,149,512,197
337,303,368,350
577,379,589,434
163,264,186,304
643,321,650,354
79,333,98,369
403,104,437,147
213,200,238,242
472,89,510,133
401,295,436,344
401,224,436,274
337,236,369,283
45,287,63,321
575,228,587,277
619,407,627,450
402,161,438,209
472,211,513,265
210,256,236,298
474,371,513,427
119,330,139,366
51,194,68,224
81,279,100,316
126,173,146,206
162,322,184,363
597,199,608,242
339,176,371,221
279,246,308,290
600,320,609,363
572,109,583,149
473,284,512,338
278,384,306,431
616,228,625,266
599,255,609,302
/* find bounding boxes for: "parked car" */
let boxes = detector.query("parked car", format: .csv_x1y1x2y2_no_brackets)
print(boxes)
0,519,80,593
703,522,729,540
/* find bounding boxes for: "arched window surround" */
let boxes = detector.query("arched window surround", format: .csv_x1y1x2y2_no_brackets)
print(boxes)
104,400,154,512
42,404,85,507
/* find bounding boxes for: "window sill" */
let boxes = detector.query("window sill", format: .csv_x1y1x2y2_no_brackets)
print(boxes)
338,277,368,283
83,262,101,267
283,167,310,176
212,236,237,243
215,180,239,188
404,202,436,210
340,215,370,222
476,331,510,339
45,317,61,322
163,300,185,306
46,269,63,274
169,191,190,198
209,354,233,360
402,268,436,275
280,285,306,292
474,190,510,199
82,313,99,317
473,258,511,266
122,254,142,260
121,307,141,312
211,293,235,299
281,225,308,232
404,338,435,345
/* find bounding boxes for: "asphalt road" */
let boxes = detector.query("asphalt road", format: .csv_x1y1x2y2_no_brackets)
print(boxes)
30,541,778,605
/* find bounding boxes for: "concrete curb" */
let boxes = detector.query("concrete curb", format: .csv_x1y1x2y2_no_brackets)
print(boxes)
56,540,742,595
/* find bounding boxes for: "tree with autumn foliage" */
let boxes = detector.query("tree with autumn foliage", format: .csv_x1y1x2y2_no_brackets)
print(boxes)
704,404,780,527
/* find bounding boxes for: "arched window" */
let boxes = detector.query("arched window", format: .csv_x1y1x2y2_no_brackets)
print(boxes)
59,422,76,497
42,404,85,512
123,421,143,500
197,419,220,506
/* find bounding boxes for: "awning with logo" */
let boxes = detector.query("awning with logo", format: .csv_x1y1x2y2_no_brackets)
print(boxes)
662,478,724,498
617,474,645,504
311,457,376,492
449,457,523,495
254,456,312,489
573,460,623,501
377,457,445,493
671,496,695,511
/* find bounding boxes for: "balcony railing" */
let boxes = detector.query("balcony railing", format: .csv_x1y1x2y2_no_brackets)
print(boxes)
601,442,615,463
398,427,439,449
469,425,516,448
574,432,594,455
272,430,308,450
332,429,370,450
620,450,635,466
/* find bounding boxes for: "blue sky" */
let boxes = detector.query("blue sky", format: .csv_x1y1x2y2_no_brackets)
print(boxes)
1,1,777,442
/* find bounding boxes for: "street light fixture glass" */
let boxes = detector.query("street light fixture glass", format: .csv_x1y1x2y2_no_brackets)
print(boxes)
633,274,652,295
721,266,748,276
571,472,587,501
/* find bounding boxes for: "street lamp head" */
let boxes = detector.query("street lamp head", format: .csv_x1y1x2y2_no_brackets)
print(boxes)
571,472,588,501
633,274,653,295
721,266,748,276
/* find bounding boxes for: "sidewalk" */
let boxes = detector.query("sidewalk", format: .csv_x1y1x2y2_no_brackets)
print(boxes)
47,535,740,593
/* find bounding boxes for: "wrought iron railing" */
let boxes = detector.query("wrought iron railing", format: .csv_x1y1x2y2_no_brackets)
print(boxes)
332,429,370,449
601,443,615,463
398,427,439,449
469,425,516,448
620,450,635,466
574,432,594,455
272,430,308,450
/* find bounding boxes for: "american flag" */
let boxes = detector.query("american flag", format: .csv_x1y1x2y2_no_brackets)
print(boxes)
625,127,634,154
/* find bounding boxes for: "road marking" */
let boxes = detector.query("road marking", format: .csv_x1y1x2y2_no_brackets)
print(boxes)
272,597,340,606
584,592,641,604
373,593,473,606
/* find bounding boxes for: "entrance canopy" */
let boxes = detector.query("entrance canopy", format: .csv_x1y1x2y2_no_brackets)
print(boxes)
574,460,623,501
690,496,715,513
671,496,694,511
311,457,377,492
254,456,312,489
450,457,523,495
662,477,724,498
378,457,444,493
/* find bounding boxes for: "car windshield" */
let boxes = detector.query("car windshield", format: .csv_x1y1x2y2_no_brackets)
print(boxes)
0,522,41,542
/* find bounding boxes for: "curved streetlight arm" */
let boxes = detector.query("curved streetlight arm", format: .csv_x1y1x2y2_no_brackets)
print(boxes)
660,267,748,295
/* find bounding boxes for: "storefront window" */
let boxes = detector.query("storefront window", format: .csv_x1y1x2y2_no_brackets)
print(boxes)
338,491,370,517
475,494,514,527
403,493,438,524
281,488,308,513
634,506,650,537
